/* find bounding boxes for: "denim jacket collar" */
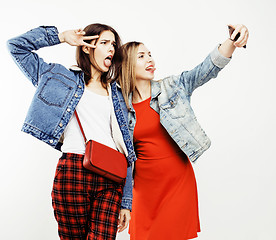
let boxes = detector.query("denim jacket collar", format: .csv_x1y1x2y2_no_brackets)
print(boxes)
69,65,82,71
151,80,161,99
128,80,161,112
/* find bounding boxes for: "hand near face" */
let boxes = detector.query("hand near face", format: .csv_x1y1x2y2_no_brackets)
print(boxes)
58,29,98,48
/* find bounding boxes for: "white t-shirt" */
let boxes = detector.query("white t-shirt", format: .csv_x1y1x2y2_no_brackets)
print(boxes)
61,88,117,154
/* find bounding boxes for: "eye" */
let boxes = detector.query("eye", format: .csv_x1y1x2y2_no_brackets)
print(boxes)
101,41,107,44
138,54,144,58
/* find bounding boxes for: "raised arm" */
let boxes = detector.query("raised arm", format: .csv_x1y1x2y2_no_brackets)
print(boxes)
7,26,98,87
179,24,249,95
7,26,61,86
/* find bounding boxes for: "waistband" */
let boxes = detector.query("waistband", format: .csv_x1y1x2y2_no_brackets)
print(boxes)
61,152,84,160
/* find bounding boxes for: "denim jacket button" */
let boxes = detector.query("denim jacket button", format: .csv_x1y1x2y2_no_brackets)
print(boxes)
78,85,82,89
67,108,71,112
59,123,63,127
74,94,78,98
49,139,53,144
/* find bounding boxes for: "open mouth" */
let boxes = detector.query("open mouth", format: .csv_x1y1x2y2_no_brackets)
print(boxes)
145,65,156,72
106,55,113,61
104,55,113,67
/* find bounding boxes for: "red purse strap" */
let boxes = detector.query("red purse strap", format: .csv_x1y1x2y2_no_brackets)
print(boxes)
74,111,87,143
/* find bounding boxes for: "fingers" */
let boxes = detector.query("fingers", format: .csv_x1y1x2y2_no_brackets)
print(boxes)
235,27,249,48
117,216,124,232
229,24,249,48
82,35,99,48
83,35,99,41
82,42,97,48
72,28,99,48
75,28,85,35
74,29,99,40
236,30,248,48
117,210,131,233
230,25,241,41
117,214,127,232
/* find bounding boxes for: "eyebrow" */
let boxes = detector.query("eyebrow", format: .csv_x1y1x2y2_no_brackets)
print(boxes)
137,51,151,54
100,39,116,44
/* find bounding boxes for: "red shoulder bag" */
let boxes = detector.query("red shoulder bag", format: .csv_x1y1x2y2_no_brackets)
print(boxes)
75,111,127,184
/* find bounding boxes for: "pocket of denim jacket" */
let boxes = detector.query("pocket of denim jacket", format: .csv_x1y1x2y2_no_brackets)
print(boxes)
160,92,187,118
38,77,73,107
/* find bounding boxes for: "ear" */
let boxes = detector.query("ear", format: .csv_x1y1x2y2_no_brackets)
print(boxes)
82,45,90,54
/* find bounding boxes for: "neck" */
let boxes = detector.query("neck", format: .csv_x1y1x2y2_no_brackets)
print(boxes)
90,65,102,83
87,65,103,87
86,66,108,96
86,74,103,89
132,79,151,103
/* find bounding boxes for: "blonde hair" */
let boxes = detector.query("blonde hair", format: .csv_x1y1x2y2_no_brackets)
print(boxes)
117,41,143,109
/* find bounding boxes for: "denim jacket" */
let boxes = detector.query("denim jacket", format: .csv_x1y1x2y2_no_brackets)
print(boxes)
7,26,135,210
128,46,231,163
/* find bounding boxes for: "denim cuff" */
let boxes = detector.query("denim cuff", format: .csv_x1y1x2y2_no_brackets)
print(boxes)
210,44,231,69
121,198,132,211
40,26,61,46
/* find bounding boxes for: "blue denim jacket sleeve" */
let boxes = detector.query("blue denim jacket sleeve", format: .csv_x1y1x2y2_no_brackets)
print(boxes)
180,45,231,95
121,165,133,210
8,27,134,210
6,26,61,87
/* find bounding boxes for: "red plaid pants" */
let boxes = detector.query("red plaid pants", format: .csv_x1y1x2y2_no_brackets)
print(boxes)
52,153,124,240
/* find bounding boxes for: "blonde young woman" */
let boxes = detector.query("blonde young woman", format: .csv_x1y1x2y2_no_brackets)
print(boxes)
117,24,249,239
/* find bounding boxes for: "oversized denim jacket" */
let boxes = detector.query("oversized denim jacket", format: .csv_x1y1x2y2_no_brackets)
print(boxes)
7,26,135,210
128,46,231,163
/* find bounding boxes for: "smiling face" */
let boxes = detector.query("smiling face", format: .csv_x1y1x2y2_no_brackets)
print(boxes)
135,44,156,81
84,30,116,73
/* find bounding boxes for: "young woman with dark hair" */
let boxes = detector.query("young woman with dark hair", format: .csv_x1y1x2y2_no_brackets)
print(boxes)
7,23,134,240
117,24,249,240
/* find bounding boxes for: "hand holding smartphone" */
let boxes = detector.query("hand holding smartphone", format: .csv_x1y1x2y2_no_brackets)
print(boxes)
228,25,246,48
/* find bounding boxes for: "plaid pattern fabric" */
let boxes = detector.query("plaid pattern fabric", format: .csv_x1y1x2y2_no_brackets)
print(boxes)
52,153,124,240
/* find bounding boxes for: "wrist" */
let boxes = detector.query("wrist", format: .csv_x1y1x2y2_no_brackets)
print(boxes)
226,38,237,48
218,39,236,58
58,32,65,43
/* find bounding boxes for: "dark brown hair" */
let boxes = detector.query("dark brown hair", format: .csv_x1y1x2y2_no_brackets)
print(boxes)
76,23,122,86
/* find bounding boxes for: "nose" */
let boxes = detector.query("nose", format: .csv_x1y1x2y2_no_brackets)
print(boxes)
148,55,155,67
108,44,115,54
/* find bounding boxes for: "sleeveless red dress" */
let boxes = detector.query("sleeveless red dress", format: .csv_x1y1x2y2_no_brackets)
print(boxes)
129,97,200,240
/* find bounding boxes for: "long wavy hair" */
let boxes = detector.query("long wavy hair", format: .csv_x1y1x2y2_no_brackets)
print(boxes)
117,41,143,109
76,23,122,87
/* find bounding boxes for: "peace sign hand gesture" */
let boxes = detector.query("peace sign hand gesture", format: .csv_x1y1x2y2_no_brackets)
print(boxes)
58,28,99,48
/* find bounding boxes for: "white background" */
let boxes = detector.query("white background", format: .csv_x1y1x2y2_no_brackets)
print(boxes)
1,0,275,239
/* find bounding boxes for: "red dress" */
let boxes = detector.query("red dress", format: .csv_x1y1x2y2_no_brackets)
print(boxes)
129,97,200,240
